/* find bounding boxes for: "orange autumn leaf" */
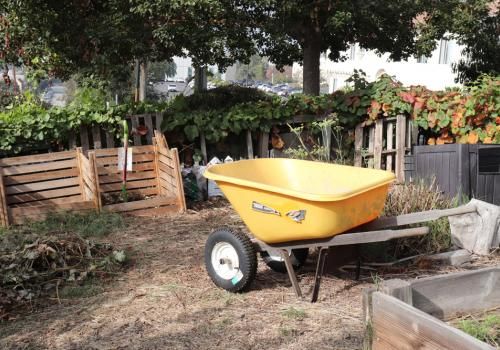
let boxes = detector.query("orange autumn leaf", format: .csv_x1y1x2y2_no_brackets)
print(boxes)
427,137,436,145
484,137,493,144
496,117,500,124
468,132,479,144
428,112,437,128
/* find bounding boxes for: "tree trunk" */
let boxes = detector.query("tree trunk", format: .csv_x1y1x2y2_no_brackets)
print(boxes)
139,61,147,102
194,66,208,93
302,39,321,96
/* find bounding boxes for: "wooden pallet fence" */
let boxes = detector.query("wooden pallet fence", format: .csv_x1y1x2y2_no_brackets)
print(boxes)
0,150,97,226
69,113,165,152
354,115,413,182
93,132,185,216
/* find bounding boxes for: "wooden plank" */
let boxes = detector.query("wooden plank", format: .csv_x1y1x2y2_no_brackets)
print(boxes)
160,174,176,188
93,145,155,157
0,170,9,227
386,122,393,171
158,162,174,177
395,115,406,182
103,196,177,213
97,162,155,175
125,205,180,217
172,147,186,211
3,168,79,186
92,125,102,149
76,148,87,201
144,115,154,144
0,150,76,166
246,130,254,159
9,201,95,225
80,126,90,151
153,144,163,195
200,131,207,164
1,159,77,176
99,179,157,193
12,195,82,208
354,123,363,167
367,126,375,168
88,151,102,210
5,178,80,195
98,171,156,184
131,117,141,146
258,131,269,158
96,153,154,166
373,119,383,169
158,154,175,168
6,187,82,204
158,147,174,160
105,131,115,148
371,292,492,350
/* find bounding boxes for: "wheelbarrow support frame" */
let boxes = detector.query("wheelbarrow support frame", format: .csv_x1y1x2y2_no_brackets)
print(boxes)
253,204,477,302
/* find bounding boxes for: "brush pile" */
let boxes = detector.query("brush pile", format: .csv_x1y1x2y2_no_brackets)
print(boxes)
0,231,126,320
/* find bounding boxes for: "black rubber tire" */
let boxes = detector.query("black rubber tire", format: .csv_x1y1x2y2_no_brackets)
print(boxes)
260,248,309,273
204,227,257,293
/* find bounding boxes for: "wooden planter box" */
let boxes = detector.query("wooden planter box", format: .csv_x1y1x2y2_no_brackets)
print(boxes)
92,133,186,216
363,267,499,349
0,133,185,227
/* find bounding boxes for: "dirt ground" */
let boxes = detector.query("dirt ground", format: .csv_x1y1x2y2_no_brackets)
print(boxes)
1,204,499,350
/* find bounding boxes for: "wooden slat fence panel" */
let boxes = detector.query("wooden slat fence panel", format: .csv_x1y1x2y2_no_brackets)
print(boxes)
354,115,409,182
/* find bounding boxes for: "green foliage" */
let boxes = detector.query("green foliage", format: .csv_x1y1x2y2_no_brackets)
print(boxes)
457,314,500,347
21,211,125,239
282,307,307,320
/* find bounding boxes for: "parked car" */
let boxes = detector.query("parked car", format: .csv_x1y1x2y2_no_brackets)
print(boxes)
168,84,178,92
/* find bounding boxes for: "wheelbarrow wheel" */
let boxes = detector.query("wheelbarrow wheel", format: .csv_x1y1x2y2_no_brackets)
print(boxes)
205,227,257,293
260,248,309,274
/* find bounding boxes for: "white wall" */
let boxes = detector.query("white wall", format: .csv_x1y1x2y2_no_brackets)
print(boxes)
293,39,465,92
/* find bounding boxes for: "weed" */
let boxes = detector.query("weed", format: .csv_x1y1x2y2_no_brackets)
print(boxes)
457,314,499,347
282,307,306,320
279,326,300,338
21,211,124,238
58,280,104,299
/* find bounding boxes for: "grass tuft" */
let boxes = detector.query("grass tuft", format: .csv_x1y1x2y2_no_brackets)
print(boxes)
282,307,306,321
457,314,499,347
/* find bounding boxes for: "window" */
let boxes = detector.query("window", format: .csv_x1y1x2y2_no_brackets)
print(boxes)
438,39,450,64
478,147,500,174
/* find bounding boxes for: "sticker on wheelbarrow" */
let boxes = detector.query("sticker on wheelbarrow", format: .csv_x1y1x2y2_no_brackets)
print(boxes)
231,270,244,285
252,201,280,216
286,210,306,223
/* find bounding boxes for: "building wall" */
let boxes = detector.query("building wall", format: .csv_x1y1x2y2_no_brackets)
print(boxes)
293,39,464,92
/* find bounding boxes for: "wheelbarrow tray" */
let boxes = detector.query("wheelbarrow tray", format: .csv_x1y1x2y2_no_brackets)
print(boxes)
204,159,395,243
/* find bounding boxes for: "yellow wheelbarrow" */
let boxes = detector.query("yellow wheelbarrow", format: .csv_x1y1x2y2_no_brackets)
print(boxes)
203,159,477,301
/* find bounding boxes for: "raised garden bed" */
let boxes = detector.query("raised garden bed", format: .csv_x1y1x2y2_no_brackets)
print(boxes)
363,267,499,349
0,133,185,226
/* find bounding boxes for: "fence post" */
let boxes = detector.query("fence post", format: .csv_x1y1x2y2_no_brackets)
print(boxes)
200,132,208,164
374,119,384,169
396,115,407,182
246,130,254,159
354,123,363,167
88,151,102,211
172,148,187,212
0,169,9,228
386,121,394,171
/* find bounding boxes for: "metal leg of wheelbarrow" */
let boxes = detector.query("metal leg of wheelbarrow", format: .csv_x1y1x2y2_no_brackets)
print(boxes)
280,250,302,298
311,247,329,303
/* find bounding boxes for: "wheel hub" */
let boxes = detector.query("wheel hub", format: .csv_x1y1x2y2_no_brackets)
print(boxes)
211,242,240,280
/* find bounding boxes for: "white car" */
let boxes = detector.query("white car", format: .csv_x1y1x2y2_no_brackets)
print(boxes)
168,84,178,92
